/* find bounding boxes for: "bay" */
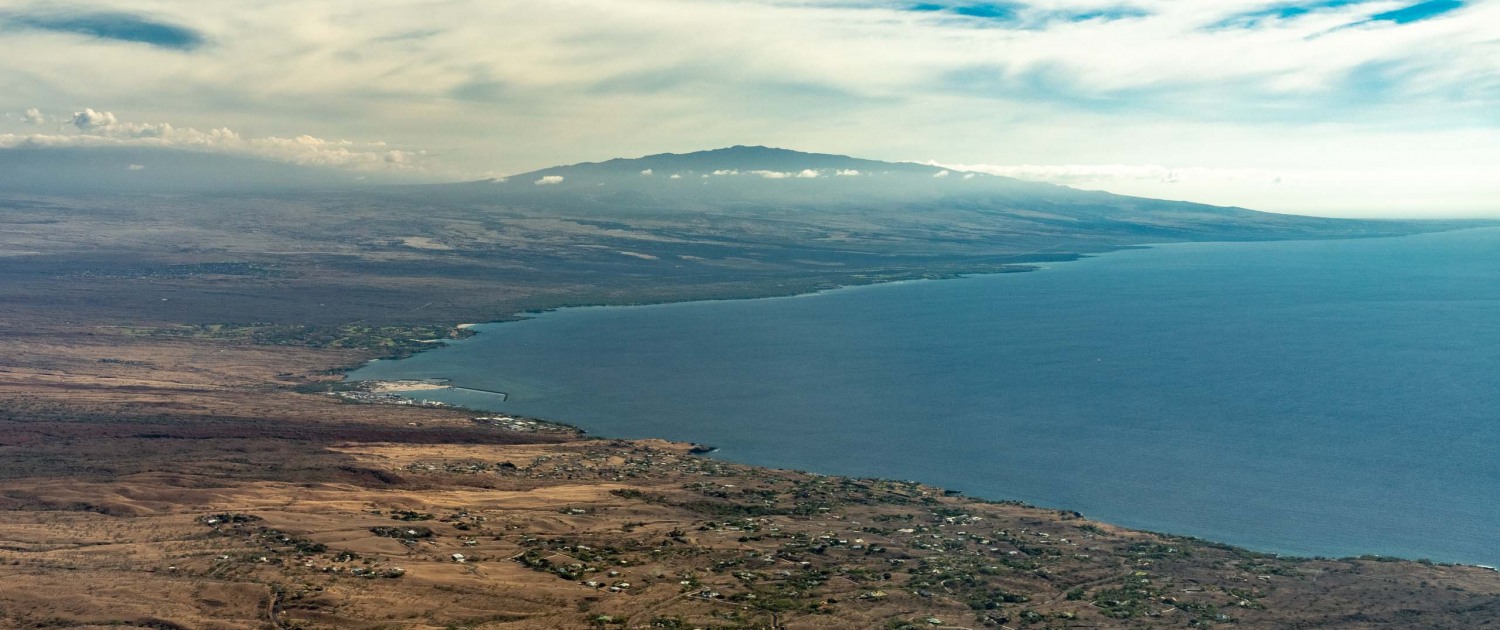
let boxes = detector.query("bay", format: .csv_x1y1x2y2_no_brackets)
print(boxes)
350,227,1500,566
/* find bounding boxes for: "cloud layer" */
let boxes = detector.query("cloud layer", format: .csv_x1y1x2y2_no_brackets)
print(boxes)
0,0,1495,214
2,108,421,172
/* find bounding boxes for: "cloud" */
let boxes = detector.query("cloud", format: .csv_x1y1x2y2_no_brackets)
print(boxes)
933,158,1499,217
933,162,1284,185
836,169,860,176
4,107,425,173
8,3,1494,136
1,10,205,51
72,108,117,131
22,107,45,126
669,173,681,178
127,163,145,170
0,1,1495,214
534,175,564,185
640,168,653,175
933,169,949,178
716,168,823,178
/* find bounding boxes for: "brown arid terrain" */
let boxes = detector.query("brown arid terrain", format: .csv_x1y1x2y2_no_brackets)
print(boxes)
0,181,1497,629
2,321,1499,630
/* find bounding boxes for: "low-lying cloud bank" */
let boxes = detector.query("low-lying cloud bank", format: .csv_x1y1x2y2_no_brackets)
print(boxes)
3,107,423,173
937,162,1284,186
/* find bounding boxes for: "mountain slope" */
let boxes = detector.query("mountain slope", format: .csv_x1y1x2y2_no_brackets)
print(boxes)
438,146,1447,247
522,145,934,179
1,144,1472,262
0,144,1484,329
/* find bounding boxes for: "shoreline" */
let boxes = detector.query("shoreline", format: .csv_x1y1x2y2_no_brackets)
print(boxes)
8,320,1496,629
6,184,1496,626
340,236,1500,570
357,373,1499,570
391,226,1495,335
343,228,1500,570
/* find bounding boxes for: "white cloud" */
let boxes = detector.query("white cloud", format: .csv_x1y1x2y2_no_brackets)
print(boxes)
712,169,739,176
747,170,791,179
640,168,652,175
925,159,1500,218
669,173,682,179
534,175,564,185
23,108,46,126
796,169,819,178
4,108,425,173
835,169,860,176
0,1,1495,214
937,162,1283,186
127,163,145,171
933,169,949,178
72,108,117,131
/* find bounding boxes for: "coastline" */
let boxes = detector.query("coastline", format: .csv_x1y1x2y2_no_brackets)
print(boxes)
3,228,1496,627
342,253,1096,441
370,226,1490,339
353,347,1498,570
353,226,1495,366
342,229,1500,570
3,179,1496,627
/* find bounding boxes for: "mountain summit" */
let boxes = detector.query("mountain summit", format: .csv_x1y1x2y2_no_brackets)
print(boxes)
512,146,940,181
430,146,1436,247
479,145,1066,203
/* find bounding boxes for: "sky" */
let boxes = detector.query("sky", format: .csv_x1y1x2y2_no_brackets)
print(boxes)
0,0,1496,217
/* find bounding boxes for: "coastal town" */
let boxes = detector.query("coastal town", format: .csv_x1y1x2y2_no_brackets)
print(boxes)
326,380,574,435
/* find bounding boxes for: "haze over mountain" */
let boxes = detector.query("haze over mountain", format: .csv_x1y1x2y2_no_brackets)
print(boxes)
0,146,374,193
6,2,1495,215
443,145,1444,245
4,142,1467,330
5,1,1499,626
6,144,1466,249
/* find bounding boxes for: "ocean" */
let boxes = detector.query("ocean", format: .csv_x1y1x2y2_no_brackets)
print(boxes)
350,227,1500,566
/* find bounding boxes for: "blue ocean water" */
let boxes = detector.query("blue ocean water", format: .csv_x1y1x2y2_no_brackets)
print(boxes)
351,228,1500,565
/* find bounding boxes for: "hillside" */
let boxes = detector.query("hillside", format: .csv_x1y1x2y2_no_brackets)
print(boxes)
0,146,1477,330
443,146,1433,247
0,146,1496,627
0,320,1496,629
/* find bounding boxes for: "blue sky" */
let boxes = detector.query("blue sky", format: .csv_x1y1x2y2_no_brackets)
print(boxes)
0,0,1496,216
1,10,204,49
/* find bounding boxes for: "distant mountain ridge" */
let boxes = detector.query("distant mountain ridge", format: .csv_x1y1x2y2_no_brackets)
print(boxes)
1,144,1480,247
438,146,1465,248
470,145,1109,207
511,145,940,181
